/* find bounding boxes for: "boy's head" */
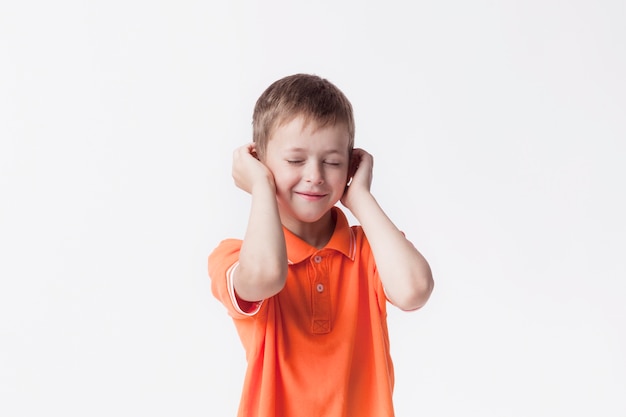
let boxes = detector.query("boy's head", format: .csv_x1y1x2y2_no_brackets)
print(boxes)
252,74,355,160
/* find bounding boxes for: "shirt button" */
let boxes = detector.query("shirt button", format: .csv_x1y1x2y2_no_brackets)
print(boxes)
313,255,322,263
316,283,324,293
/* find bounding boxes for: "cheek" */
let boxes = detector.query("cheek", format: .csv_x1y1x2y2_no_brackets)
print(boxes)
332,167,350,183
271,167,298,190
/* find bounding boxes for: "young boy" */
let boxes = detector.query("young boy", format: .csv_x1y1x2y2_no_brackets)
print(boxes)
208,74,433,417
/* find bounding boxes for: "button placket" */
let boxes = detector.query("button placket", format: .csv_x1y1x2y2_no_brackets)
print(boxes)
310,252,331,334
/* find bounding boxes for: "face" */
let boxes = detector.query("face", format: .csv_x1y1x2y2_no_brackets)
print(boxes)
262,116,351,233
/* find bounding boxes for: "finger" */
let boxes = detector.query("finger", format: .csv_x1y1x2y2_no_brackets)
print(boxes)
235,143,250,155
355,149,373,170
350,148,362,163
350,149,366,176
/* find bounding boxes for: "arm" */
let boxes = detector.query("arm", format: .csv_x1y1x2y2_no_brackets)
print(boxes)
341,149,434,311
231,143,288,302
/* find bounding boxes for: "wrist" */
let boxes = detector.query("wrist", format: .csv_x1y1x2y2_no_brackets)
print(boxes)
250,174,276,194
345,190,375,218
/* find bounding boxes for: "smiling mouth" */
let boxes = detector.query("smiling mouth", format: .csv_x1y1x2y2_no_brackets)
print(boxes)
296,192,327,201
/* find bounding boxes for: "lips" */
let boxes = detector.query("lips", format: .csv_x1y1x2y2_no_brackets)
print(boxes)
295,191,327,201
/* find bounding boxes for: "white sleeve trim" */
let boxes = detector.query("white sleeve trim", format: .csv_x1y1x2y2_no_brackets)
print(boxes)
227,262,263,316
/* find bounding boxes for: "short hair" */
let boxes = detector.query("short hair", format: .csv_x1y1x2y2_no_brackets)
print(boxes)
252,74,355,158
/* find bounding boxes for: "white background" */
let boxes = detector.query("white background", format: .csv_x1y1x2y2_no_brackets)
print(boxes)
1,1,625,416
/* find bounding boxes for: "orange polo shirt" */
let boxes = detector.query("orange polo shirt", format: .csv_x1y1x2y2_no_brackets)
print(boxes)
208,207,395,417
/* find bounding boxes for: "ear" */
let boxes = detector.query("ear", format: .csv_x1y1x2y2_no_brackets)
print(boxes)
346,152,356,185
250,143,261,161
347,151,359,181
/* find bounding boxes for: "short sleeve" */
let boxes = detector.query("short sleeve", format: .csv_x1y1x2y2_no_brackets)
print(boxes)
208,239,263,318
353,226,388,313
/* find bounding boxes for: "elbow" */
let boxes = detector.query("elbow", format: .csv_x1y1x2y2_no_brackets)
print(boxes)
395,272,434,312
236,262,287,301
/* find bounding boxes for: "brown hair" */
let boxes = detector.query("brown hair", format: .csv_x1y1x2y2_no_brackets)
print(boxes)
252,74,355,159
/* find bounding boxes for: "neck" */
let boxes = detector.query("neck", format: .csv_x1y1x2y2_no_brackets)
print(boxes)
282,210,336,249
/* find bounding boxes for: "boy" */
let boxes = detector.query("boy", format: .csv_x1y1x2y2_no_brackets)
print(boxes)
208,74,433,417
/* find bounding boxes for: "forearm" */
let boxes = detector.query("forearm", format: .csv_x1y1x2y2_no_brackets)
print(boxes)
235,180,288,301
349,193,433,311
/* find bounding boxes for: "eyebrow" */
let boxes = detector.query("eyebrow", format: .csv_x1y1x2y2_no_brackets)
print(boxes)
284,147,345,155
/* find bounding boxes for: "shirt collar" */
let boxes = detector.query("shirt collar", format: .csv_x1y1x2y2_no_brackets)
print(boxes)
284,207,356,265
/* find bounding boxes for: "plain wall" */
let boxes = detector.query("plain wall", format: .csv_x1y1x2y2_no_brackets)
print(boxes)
1,1,625,416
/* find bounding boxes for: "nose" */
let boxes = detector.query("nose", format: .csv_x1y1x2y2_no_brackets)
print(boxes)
304,162,324,185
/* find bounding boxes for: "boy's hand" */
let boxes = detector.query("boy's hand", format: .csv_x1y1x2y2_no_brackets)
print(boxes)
341,148,373,210
232,143,275,194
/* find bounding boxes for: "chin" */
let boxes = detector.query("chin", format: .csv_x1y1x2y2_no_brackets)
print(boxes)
288,207,334,225
294,212,327,224
279,197,338,225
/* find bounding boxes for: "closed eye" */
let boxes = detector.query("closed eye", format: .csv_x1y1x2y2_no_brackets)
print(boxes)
324,161,341,166
287,160,304,165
